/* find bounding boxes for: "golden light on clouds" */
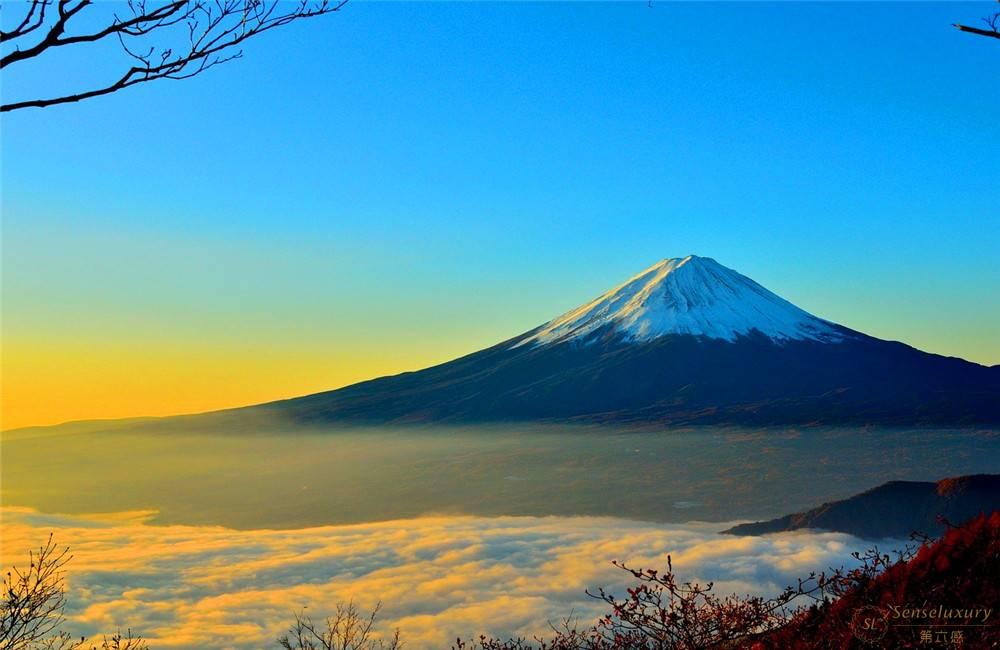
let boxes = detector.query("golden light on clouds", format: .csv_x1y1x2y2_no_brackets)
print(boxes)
1,507,865,649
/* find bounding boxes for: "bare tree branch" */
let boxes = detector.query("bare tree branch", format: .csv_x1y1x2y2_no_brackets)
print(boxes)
278,601,403,650
1,535,149,650
954,0,1000,40
0,0,51,43
1,0,347,112
0,533,73,650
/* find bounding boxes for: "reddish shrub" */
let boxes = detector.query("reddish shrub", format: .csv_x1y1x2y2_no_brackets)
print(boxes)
459,514,1000,650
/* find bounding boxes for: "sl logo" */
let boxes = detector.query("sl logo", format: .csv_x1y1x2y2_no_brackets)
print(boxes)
850,605,890,644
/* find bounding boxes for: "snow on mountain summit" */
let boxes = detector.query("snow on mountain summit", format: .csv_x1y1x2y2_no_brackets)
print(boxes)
519,255,844,347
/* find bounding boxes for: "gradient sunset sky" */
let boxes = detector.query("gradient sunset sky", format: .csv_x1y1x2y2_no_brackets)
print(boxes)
2,2,998,430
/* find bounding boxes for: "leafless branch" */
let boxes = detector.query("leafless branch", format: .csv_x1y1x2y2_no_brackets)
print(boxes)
279,601,403,650
1,0,347,112
0,533,73,650
954,0,1000,40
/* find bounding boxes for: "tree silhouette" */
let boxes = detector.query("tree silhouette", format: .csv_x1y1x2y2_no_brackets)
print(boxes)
0,534,148,650
1,534,74,650
0,0,347,112
954,0,1000,40
278,602,402,650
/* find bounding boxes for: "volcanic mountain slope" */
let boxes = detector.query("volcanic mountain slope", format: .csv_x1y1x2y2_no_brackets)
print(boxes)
248,255,999,427
723,474,1000,538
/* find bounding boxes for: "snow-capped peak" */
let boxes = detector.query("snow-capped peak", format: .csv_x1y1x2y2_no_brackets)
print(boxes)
518,255,844,347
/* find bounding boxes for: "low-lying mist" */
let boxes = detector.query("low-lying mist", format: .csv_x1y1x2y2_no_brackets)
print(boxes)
3,424,997,528
2,505,872,649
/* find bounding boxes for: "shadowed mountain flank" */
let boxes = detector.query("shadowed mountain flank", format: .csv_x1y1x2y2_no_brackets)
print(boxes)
724,474,1000,538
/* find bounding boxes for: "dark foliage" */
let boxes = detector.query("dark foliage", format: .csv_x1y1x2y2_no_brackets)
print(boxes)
760,512,1000,648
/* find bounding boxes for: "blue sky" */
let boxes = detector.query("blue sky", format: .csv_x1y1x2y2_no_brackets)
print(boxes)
2,2,999,425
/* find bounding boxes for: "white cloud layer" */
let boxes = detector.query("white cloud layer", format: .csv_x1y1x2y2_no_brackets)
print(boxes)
1,507,870,649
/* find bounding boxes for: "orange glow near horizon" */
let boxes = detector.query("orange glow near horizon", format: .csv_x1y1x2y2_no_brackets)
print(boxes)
0,337,453,430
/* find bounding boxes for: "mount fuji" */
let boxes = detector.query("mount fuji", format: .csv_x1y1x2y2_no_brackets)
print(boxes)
246,255,999,427
515,256,844,347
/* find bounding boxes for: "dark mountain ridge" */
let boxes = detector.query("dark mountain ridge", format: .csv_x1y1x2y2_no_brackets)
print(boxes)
7,255,999,433
254,324,1000,427
723,474,1000,538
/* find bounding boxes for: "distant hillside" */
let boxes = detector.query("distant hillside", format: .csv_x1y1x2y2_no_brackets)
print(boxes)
723,474,1000,538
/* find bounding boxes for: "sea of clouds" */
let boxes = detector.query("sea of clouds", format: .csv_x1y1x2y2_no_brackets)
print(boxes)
1,507,876,649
